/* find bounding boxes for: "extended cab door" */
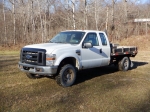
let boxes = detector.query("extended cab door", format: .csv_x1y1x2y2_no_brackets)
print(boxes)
81,33,102,69
98,32,111,66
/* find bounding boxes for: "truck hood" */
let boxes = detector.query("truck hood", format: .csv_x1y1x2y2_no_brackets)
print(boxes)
24,43,76,53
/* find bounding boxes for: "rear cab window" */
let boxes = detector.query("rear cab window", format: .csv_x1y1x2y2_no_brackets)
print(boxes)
99,33,107,46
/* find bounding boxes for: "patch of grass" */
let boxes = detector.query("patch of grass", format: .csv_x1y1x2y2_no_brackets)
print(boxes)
115,35,150,51
0,51,150,112
0,51,19,55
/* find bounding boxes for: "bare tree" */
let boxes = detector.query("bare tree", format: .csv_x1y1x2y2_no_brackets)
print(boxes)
0,0,150,46
70,0,76,29
37,0,44,43
111,0,115,30
3,0,7,46
94,0,98,30
124,0,128,38
12,0,16,45
105,6,109,31
85,0,87,29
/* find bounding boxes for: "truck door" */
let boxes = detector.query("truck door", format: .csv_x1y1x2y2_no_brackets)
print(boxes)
81,33,103,69
98,33,110,66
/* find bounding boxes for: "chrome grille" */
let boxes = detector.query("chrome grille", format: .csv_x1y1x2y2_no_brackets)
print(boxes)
21,48,46,66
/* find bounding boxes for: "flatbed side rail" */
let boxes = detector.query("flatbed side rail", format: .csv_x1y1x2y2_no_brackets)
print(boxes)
111,46,138,57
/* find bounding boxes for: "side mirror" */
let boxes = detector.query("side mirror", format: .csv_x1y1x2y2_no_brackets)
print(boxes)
83,42,93,48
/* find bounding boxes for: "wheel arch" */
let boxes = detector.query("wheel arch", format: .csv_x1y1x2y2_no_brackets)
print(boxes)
115,55,130,61
55,54,81,73
60,57,79,67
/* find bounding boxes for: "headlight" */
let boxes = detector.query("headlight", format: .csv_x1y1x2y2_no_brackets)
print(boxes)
46,54,56,66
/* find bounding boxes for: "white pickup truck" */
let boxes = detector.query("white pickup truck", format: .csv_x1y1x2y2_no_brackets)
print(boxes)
19,30,138,87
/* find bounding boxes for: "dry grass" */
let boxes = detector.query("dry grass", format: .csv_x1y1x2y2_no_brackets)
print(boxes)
0,51,19,55
115,35,150,51
0,50,150,112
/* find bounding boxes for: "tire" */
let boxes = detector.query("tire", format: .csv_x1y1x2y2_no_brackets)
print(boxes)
56,64,76,87
118,57,130,71
26,73,42,79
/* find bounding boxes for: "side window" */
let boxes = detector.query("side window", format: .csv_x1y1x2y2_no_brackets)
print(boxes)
99,33,107,46
83,33,99,46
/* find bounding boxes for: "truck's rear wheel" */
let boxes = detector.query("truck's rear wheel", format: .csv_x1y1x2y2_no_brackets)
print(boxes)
118,57,130,71
56,64,76,87
26,73,42,79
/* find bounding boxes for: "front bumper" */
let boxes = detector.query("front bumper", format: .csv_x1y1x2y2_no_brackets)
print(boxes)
18,62,58,76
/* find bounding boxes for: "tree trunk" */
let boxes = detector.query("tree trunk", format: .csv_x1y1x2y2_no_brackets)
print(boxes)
95,0,98,30
124,0,128,38
37,0,44,43
3,0,7,46
111,0,115,42
31,0,33,43
84,0,87,29
13,0,16,45
106,7,109,31
71,0,75,29
44,7,47,42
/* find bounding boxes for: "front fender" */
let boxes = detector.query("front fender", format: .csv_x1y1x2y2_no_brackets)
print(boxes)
54,53,82,70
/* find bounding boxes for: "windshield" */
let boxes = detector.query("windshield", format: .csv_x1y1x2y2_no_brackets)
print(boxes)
49,31,85,44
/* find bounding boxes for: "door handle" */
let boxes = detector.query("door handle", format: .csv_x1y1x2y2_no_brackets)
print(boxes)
76,50,81,55
100,49,102,53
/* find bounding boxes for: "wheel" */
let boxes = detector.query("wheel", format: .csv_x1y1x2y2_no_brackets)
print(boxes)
56,64,76,87
118,57,130,71
26,73,42,79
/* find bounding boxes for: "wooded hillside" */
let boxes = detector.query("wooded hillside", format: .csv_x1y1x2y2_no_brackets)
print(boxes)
0,0,150,46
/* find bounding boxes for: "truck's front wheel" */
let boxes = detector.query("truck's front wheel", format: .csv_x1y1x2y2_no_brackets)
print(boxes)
118,57,130,71
56,64,76,87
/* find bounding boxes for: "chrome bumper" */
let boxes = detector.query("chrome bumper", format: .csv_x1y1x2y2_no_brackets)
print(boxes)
18,62,58,76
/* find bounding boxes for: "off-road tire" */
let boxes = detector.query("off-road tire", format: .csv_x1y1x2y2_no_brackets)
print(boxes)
26,73,42,79
118,57,130,71
56,64,76,87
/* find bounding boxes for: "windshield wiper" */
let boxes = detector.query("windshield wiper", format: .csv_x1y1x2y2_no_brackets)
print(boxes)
55,42,69,44
49,41,60,43
50,41,70,44
55,42,63,43
49,40,53,43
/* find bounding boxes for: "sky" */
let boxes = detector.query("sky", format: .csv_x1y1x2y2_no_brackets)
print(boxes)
140,0,149,4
